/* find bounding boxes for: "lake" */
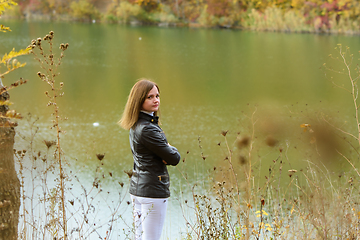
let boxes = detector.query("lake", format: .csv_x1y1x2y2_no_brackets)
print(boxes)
1,20,359,239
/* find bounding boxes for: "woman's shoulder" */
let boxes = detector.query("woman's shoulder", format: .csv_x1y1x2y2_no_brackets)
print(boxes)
133,119,157,132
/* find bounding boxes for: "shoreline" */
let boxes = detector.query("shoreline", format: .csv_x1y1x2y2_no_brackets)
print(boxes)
1,1,360,36
2,14,360,36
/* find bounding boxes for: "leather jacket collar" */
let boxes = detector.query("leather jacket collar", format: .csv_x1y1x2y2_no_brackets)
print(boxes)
138,111,159,124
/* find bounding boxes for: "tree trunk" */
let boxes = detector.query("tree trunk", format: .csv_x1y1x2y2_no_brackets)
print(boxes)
0,91,20,240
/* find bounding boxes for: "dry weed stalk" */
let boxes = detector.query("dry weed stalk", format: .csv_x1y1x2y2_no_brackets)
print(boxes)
28,31,69,239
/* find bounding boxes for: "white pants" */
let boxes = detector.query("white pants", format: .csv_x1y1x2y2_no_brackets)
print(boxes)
130,195,168,240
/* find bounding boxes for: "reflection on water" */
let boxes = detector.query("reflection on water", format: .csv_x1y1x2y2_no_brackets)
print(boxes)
1,20,360,238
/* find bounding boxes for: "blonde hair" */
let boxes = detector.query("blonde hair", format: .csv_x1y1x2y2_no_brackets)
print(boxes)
118,79,160,130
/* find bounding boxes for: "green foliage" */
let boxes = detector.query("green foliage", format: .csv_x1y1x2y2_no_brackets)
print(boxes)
244,6,310,32
134,0,159,12
70,0,101,21
149,4,179,24
149,11,178,24
198,6,236,27
104,13,118,23
115,1,145,23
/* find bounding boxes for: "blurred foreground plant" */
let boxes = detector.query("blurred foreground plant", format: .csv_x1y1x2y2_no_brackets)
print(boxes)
180,45,360,239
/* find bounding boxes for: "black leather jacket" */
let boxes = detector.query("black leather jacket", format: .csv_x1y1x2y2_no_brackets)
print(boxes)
129,112,181,198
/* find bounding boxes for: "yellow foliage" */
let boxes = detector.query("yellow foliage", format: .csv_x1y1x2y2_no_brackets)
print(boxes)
300,123,311,132
0,24,10,32
0,0,17,15
0,100,12,106
0,47,31,79
1,47,31,68
5,109,22,119
291,0,304,8
255,210,268,217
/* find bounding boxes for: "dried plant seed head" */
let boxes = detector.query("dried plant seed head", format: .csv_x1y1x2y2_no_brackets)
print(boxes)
237,136,250,149
44,140,56,149
124,170,133,178
265,135,278,147
96,153,105,161
221,130,228,136
60,43,69,50
239,155,247,165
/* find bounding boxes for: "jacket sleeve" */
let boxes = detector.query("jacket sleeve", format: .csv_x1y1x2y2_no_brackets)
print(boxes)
141,125,181,166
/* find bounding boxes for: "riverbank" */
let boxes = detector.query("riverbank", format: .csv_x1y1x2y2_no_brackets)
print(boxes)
3,0,360,35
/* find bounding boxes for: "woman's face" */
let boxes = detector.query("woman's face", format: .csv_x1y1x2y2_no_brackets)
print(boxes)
141,85,160,112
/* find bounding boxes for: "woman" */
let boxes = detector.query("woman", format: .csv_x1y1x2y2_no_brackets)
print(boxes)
119,79,181,240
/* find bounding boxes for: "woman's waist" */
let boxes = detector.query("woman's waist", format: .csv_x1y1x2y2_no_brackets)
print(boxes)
132,169,169,181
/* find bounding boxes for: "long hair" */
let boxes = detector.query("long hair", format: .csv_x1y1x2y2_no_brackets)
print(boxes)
118,79,160,130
